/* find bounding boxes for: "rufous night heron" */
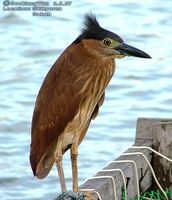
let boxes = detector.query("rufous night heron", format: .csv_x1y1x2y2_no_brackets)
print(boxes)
30,13,151,199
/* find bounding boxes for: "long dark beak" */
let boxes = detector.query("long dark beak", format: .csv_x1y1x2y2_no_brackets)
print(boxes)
115,43,151,58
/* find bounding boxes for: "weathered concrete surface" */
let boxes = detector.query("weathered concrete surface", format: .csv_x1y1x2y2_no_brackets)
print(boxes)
80,142,152,200
79,118,155,200
79,118,172,200
152,120,172,197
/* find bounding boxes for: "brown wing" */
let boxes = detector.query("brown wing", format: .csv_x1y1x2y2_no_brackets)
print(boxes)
30,45,80,179
91,92,105,119
78,92,105,147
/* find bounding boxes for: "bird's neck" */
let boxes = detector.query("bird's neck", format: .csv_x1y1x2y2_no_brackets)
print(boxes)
69,42,115,101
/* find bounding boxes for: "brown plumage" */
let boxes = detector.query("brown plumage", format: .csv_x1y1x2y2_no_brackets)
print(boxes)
30,13,151,195
30,41,114,177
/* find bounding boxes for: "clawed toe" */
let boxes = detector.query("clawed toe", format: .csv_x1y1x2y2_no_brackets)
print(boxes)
82,191,97,200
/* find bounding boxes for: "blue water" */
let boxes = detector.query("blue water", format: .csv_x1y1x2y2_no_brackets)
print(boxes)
0,0,172,199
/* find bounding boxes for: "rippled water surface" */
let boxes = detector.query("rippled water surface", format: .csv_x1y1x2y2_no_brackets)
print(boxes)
0,0,172,199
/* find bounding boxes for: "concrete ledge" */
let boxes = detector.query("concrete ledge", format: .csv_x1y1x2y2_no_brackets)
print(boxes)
79,118,172,200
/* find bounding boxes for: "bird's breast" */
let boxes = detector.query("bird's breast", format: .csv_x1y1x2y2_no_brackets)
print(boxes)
78,57,115,119
61,56,115,150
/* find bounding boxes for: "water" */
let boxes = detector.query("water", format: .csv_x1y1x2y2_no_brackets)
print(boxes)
0,0,172,199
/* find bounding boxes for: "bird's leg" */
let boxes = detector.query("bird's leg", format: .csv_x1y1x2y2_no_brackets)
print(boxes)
71,141,96,200
55,155,67,192
71,140,79,192
83,193,97,200
54,138,67,192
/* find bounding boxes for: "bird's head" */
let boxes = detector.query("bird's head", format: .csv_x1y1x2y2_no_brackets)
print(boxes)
74,14,151,59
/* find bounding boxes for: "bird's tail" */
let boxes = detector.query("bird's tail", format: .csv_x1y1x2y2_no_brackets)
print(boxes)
30,144,55,179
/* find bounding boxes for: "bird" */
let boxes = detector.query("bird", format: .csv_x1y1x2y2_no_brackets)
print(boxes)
30,13,151,198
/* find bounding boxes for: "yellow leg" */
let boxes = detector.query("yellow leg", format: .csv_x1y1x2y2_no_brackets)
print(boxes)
55,155,67,192
54,138,67,192
71,142,79,192
71,142,96,200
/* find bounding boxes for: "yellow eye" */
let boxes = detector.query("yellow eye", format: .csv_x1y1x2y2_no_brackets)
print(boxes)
103,38,112,46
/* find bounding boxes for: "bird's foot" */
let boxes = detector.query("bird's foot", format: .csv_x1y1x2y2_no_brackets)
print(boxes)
56,191,84,200
82,191,97,200
55,191,97,200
